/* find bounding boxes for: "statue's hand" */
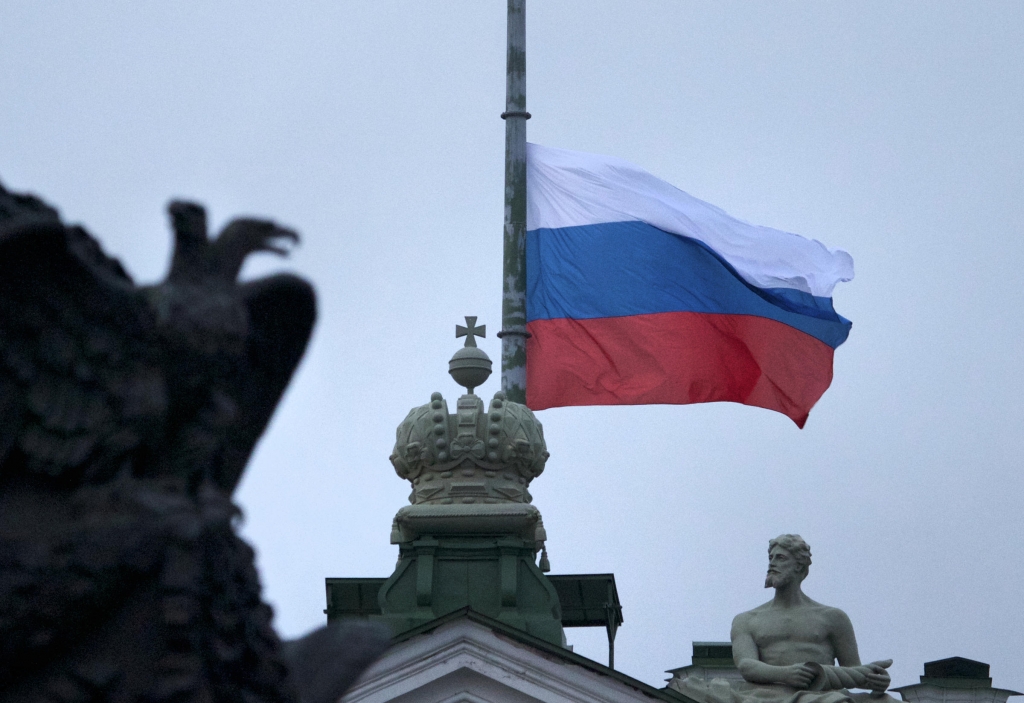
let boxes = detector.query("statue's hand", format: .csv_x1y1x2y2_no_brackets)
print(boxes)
778,663,817,689
864,660,892,692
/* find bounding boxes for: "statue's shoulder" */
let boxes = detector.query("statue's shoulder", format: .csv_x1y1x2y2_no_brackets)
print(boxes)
732,600,773,626
810,602,855,629
823,604,853,622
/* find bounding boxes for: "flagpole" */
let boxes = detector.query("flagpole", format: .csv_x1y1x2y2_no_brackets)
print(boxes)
499,0,529,405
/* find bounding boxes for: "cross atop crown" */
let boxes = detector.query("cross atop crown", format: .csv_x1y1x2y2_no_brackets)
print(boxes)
456,316,486,348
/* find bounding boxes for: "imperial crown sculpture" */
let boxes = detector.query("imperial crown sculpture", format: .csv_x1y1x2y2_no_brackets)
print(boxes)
388,317,549,547
390,387,547,503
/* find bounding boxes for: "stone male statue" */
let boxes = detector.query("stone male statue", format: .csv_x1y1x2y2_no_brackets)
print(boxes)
671,535,896,703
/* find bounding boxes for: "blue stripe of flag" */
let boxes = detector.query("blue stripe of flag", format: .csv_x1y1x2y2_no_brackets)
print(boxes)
526,220,852,349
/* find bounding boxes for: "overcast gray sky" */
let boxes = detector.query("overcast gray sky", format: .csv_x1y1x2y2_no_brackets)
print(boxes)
3,0,1023,691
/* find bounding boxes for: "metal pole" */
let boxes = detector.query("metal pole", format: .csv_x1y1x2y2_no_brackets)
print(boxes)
606,582,619,669
499,0,529,405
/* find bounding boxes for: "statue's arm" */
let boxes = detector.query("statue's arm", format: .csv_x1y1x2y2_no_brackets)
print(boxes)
828,609,861,666
731,613,815,689
828,609,891,691
731,613,760,669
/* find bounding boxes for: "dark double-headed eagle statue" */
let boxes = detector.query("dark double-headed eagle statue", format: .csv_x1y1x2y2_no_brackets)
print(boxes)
0,184,386,703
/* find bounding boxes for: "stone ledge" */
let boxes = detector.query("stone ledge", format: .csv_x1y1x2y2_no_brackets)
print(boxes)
392,503,543,543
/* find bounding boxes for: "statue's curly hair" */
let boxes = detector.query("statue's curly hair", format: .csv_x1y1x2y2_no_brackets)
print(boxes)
769,534,812,572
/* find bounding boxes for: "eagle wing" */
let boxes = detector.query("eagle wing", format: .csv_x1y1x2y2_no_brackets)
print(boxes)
0,215,162,486
215,273,316,492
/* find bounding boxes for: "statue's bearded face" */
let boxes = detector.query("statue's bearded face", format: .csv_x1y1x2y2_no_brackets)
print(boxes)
765,545,805,588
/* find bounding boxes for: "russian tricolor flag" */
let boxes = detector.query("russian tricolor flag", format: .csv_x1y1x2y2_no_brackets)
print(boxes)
525,144,854,427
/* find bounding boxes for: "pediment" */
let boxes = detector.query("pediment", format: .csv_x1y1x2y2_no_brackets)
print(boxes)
342,616,664,703
376,668,553,703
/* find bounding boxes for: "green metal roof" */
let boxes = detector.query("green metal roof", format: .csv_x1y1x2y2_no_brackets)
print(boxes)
324,578,385,618
546,573,622,629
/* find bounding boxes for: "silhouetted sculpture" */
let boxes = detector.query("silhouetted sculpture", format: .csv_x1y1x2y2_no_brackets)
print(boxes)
0,183,387,702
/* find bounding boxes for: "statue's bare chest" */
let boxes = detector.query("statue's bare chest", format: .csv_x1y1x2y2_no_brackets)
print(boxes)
749,609,833,650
